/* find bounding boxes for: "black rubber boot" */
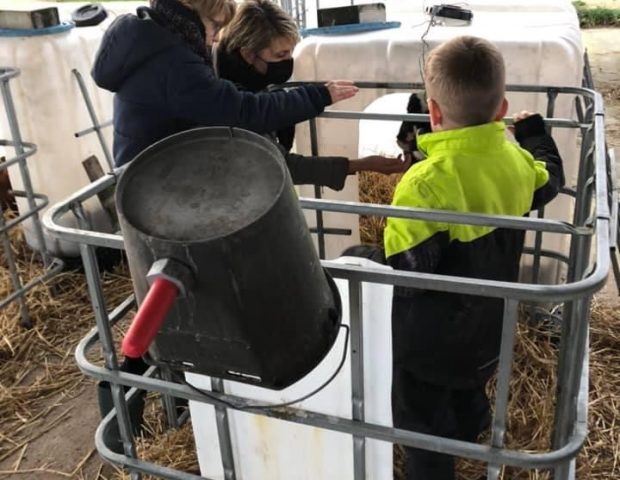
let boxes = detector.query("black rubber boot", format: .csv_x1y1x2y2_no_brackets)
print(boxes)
96,357,149,454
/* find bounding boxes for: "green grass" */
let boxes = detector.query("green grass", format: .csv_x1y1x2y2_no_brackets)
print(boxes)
573,1,620,27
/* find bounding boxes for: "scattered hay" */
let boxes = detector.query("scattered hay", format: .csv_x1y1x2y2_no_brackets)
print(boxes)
0,226,133,471
358,170,403,247
111,397,199,480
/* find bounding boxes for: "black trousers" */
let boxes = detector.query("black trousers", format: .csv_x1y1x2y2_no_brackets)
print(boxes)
392,366,491,480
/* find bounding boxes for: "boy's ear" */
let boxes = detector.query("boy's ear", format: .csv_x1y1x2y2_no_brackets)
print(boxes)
239,47,255,65
495,97,509,121
427,98,442,129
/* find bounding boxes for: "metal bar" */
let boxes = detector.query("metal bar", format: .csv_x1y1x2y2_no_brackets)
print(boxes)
44,183,610,301
309,118,326,259
0,141,36,170
72,203,141,477
349,280,365,480
286,81,600,96
522,247,570,266
318,110,585,129
0,257,63,310
74,120,113,138
308,227,352,236
0,77,50,266
612,251,620,295
545,88,559,135
562,337,590,478
76,356,590,470
529,89,559,288
72,69,114,170
487,299,520,479
574,97,588,137
530,207,545,285
211,378,237,480
609,149,618,243
552,103,598,457
553,297,592,479
0,192,47,234
583,52,595,90
44,192,589,253
298,198,589,235
595,114,611,220
42,216,609,304
96,409,215,480
159,367,180,429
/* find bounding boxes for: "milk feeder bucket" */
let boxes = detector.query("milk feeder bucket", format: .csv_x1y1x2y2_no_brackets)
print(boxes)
117,128,342,389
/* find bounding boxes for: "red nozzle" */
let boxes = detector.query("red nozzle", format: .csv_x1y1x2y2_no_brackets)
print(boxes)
122,277,179,358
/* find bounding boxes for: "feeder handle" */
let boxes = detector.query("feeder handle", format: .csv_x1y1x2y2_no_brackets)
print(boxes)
122,277,179,358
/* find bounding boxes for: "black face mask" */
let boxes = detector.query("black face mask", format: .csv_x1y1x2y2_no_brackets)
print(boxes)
261,57,294,86
216,48,294,93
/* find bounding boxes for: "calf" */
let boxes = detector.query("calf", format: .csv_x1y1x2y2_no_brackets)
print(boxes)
396,93,431,163
0,158,17,213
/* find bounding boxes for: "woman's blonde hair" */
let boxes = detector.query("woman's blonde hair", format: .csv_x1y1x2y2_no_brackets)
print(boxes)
219,0,299,54
179,0,236,23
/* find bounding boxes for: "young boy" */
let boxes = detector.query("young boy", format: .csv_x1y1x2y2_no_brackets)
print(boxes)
384,36,564,479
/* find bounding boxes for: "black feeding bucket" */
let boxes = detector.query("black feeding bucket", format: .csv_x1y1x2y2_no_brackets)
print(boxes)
116,127,342,390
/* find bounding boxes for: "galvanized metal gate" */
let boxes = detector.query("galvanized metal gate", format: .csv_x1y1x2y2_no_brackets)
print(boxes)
0,67,62,328
43,80,614,480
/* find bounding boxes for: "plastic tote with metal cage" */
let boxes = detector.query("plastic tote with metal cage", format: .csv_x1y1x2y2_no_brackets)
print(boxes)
42,81,617,480
0,67,63,329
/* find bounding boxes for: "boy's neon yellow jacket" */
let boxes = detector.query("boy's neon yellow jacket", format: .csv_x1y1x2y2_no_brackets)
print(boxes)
384,115,564,387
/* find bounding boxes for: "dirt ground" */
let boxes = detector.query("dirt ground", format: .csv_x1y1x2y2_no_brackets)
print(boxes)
0,27,619,480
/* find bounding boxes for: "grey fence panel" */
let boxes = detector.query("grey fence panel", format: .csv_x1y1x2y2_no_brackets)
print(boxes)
42,83,610,480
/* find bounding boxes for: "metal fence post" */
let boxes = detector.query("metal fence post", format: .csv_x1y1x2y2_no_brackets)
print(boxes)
72,202,141,480
349,279,366,479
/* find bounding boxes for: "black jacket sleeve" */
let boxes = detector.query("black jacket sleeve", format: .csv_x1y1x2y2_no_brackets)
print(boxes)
387,231,450,296
514,114,565,211
284,150,350,191
166,58,332,134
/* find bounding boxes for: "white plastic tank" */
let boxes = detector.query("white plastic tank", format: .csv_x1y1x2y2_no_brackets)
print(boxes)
293,0,583,281
187,256,394,480
0,1,144,256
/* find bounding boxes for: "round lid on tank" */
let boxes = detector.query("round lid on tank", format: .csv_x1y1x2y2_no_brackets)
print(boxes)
116,128,286,243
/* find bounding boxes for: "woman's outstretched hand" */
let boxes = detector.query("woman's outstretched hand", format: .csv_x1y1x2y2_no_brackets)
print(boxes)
349,155,411,175
325,80,359,104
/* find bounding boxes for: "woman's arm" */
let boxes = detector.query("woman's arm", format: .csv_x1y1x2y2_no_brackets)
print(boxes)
166,59,356,134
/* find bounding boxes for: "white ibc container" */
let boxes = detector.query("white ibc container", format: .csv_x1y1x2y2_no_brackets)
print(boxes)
188,256,394,480
0,1,143,256
293,0,583,282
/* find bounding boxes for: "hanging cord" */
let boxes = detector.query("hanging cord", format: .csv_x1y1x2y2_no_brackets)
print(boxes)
180,323,351,411
419,13,436,85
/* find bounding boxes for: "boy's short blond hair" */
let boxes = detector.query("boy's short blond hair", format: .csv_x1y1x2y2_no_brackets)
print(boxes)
424,36,506,127
219,0,300,54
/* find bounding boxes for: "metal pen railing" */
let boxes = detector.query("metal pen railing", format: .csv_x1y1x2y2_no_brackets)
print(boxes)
0,67,63,328
41,82,613,480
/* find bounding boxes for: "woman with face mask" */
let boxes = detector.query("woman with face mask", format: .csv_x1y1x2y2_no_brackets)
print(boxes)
91,0,359,167
214,0,408,191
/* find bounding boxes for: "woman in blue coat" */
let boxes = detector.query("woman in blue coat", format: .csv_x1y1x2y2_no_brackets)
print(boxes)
91,0,358,167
